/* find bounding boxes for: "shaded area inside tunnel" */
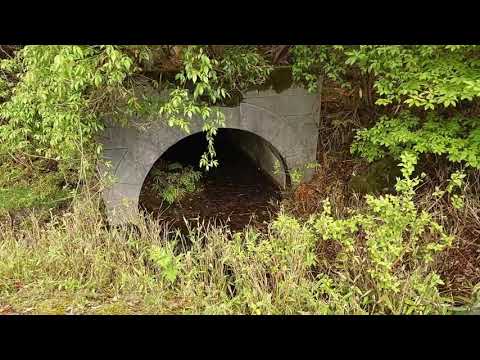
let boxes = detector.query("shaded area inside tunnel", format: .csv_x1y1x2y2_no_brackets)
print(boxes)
139,129,287,232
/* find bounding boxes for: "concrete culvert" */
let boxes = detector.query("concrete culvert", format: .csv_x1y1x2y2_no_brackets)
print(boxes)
100,86,319,225
139,129,287,232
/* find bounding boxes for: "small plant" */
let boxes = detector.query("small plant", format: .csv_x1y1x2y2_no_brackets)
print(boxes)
351,113,480,171
149,244,181,284
308,156,455,314
150,163,202,205
0,189,460,314
273,160,320,189
430,170,467,210
447,170,466,209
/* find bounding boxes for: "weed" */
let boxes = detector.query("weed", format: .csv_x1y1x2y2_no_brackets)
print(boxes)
0,190,458,314
150,163,202,205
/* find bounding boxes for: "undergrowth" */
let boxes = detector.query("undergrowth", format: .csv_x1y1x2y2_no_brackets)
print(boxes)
150,162,203,205
0,157,72,213
1,46,480,314
0,181,466,315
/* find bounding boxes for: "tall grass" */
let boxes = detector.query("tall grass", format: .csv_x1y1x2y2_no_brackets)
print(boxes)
0,190,461,315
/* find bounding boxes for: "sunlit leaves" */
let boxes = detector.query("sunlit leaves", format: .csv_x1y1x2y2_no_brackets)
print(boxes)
0,44,277,179
0,45,141,179
292,45,350,92
352,112,480,169
346,45,480,110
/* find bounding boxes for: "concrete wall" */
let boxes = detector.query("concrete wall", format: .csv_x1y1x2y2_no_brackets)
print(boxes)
223,129,287,188
99,86,319,225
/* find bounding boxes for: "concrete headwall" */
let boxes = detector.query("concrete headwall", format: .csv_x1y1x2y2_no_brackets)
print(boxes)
99,86,319,225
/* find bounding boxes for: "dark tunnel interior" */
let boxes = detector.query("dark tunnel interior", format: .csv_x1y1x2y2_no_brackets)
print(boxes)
139,129,283,231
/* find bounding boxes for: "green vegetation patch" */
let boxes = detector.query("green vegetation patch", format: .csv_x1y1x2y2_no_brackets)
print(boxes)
0,160,71,211
150,163,203,205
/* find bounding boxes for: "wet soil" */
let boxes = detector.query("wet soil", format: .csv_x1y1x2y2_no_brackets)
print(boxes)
139,131,281,232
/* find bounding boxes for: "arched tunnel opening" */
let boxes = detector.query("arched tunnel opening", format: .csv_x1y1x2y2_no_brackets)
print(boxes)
139,128,288,232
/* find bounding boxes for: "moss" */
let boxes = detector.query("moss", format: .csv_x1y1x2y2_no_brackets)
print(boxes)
271,66,294,93
221,67,295,107
0,161,71,212
223,89,244,107
251,66,294,94
349,157,401,195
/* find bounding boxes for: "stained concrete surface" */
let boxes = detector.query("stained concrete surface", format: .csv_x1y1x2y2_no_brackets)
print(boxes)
99,86,319,224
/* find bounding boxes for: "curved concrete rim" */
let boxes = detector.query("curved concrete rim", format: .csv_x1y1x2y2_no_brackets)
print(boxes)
99,86,319,225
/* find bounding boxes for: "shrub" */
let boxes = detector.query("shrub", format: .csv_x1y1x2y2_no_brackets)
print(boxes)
0,190,456,314
310,193,453,314
150,163,203,205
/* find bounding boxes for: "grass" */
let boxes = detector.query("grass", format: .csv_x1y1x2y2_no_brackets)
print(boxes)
0,158,72,212
0,156,478,315
0,186,70,211
0,198,318,314
0,189,472,315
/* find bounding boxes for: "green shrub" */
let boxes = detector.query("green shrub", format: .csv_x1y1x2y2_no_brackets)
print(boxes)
0,187,457,314
150,163,202,205
352,112,480,170
310,193,453,314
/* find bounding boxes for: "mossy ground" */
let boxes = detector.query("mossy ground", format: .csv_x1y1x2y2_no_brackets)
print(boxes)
0,159,71,212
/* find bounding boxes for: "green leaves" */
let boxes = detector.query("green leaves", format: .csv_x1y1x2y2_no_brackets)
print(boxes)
149,245,181,284
0,45,141,179
292,45,351,92
0,45,277,181
311,179,454,313
352,112,480,170
216,46,272,92
159,46,229,170
151,164,202,205
292,45,480,113
345,45,480,110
